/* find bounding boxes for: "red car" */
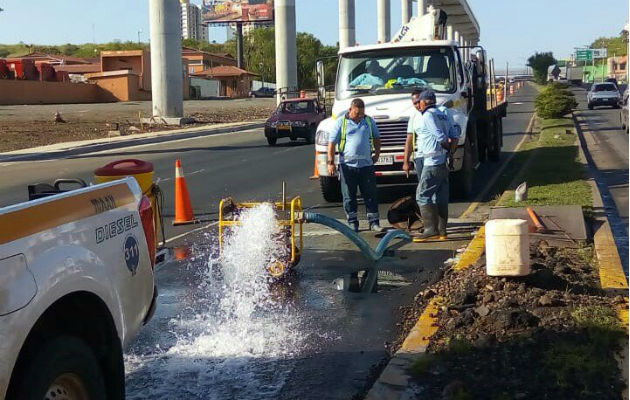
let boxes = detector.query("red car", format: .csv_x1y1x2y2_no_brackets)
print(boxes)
264,98,326,146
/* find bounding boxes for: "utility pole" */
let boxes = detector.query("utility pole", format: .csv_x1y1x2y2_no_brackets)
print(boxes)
137,29,142,44
236,22,244,69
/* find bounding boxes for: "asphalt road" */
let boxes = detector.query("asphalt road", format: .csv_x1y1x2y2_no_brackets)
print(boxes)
573,86,628,272
0,83,537,240
0,84,537,399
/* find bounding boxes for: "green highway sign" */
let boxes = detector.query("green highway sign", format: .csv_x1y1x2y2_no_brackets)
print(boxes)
576,49,593,61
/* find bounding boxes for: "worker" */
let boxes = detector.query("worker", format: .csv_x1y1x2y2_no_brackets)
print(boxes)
328,98,382,232
403,90,460,237
404,90,460,240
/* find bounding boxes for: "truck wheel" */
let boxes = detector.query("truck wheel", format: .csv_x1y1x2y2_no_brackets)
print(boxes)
451,133,475,200
320,176,342,202
478,121,489,163
488,118,502,162
588,103,594,110
267,137,277,146
9,335,106,400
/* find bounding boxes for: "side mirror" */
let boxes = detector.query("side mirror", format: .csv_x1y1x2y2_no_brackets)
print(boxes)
316,60,325,88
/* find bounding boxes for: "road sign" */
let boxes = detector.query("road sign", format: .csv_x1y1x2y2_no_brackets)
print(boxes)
592,48,608,59
576,49,593,62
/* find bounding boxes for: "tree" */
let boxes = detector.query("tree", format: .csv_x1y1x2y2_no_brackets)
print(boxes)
590,34,628,57
527,52,556,84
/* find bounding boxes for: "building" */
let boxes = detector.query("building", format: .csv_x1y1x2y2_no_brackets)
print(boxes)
181,0,209,42
181,47,237,75
192,65,257,98
226,21,272,39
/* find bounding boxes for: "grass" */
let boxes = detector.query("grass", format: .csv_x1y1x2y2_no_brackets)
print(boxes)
496,117,592,209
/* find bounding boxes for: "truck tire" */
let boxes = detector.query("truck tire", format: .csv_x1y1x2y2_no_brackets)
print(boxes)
320,176,342,202
267,137,277,146
488,118,502,162
9,335,107,400
451,125,476,200
478,121,488,163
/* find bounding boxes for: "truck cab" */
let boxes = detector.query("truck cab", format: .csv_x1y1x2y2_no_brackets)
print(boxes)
314,7,506,202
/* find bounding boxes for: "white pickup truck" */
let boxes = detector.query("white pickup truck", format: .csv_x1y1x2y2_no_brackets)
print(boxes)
0,177,157,399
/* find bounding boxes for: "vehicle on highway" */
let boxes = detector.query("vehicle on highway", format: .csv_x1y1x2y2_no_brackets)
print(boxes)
249,87,276,98
264,98,326,146
314,7,507,201
566,66,583,85
605,77,618,86
621,90,629,132
1,177,157,400
587,83,621,110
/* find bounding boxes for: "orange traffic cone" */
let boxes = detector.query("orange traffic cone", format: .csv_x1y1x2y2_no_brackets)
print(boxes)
173,159,195,225
309,155,319,180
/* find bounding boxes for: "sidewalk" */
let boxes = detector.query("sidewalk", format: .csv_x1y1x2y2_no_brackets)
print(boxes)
366,108,629,399
0,120,265,163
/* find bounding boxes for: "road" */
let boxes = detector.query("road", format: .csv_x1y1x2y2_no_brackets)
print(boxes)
0,84,537,399
573,85,628,272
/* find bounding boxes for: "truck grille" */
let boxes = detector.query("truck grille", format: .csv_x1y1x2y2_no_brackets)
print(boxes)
375,120,408,147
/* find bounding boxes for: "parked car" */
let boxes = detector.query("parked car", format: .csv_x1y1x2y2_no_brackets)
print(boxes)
621,90,629,133
249,87,276,98
587,83,621,110
264,98,326,146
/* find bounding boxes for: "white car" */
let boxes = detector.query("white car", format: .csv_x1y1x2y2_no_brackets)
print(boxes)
587,82,621,110
0,177,157,399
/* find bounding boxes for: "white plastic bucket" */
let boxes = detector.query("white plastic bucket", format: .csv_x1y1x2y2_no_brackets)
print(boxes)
485,219,530,276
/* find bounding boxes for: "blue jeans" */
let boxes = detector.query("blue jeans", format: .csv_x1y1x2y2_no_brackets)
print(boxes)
340,164,379,225
418,163,449,208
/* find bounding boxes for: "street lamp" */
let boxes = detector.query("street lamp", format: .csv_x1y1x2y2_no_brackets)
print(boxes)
259,62,264,88
137,29,143,44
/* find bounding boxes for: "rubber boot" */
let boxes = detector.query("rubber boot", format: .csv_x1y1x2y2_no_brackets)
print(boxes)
437,202,448,240
416,204,440,241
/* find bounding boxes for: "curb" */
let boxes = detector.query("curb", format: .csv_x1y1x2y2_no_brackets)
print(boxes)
365,226,486,400
0,120,265,163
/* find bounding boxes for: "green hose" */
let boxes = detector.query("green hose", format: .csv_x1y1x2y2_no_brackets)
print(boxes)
303,212,412,262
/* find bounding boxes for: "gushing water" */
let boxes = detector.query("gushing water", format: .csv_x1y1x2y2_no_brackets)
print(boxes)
125,204,306,399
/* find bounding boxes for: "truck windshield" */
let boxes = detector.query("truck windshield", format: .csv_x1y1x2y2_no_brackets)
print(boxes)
336,47,457,100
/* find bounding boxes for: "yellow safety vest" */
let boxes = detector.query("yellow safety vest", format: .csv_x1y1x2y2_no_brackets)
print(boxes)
339,117,375,153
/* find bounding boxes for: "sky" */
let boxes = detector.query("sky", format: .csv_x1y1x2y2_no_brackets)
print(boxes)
0,0,627,72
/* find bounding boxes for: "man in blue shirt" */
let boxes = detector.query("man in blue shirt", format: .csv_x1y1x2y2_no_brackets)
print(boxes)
328,98,382,232
403,90,460,240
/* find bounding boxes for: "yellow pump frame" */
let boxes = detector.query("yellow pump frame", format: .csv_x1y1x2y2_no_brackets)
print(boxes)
218,196,304,276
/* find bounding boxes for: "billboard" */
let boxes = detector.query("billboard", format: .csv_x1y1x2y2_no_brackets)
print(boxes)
202,0,274,24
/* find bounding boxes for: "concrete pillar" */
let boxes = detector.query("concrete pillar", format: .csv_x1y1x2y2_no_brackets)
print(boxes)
149,0,183,118
454,30,460,44
417,0,426,16
377,0,391,43
275,0,298,102
401,0,411,25
447,25,454,40
339,0,356,49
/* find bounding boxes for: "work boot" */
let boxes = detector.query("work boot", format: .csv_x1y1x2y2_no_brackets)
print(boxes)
437,202,448,239
416,204,440,241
